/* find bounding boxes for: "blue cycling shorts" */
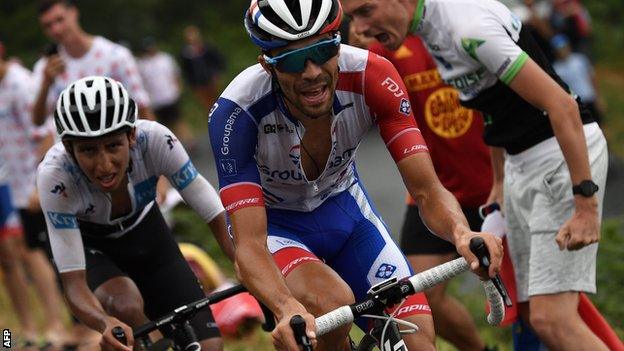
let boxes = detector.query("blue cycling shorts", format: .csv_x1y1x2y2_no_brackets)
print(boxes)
266,181,431,327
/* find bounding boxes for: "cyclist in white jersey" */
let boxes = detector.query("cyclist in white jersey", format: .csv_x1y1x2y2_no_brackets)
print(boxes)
32,0,155,128
37,76,232,351
209,1,502,350
343,0,609,349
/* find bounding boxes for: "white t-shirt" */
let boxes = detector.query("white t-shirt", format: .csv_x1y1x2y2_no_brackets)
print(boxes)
33,36,151,120
0,62,52,208
137,52,181,108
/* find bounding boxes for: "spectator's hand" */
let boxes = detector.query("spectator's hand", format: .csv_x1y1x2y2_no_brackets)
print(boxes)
556,196,600,250
44,55,65,85
486,181,504,213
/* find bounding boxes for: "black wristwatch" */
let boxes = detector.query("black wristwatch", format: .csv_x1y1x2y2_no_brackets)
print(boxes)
572,180,599,197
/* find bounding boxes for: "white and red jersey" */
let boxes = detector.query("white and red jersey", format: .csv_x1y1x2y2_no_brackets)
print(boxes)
209,44,428,213
0,62,51,208
137,52,181,108
33,36,150,119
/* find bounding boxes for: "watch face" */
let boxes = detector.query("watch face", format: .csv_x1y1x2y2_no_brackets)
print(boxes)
580,181,598,196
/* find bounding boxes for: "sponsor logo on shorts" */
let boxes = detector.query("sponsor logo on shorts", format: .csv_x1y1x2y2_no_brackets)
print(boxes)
225,197,260,212
395,304,432,316
281,256,319,275
375,263,397,279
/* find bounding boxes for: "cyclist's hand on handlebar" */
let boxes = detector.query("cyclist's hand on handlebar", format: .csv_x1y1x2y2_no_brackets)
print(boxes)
100,317,133,351
272,303,317,351
456,232,503,279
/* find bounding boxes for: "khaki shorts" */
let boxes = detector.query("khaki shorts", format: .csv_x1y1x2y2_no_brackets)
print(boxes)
504,123,608,302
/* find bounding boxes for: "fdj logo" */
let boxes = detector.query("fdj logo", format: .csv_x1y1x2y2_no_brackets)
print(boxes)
375,263,397,279
381,77,405,97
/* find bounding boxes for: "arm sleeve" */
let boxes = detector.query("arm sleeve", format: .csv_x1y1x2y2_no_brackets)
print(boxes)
36,165,85,273
146,122,224,221
363,52,429,162
462,6,528,85
110,46,151,109
208,97,264,214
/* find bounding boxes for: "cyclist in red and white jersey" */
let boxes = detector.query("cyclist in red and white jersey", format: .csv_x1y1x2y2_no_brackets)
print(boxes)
209,1,502,350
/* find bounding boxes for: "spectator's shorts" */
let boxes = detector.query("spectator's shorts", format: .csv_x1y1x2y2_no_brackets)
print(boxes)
400,205,483,255
504,123,608,302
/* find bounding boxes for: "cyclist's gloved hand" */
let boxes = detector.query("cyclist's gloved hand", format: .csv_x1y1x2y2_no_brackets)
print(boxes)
272,301,317,351
456,231,503,280
100,316,133,351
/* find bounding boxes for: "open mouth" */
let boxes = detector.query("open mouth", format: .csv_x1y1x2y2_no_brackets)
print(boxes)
97,173,117,189
300,84,329,106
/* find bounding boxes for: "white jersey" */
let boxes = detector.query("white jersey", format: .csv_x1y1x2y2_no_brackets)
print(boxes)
413,0,526,101
411,0,592,153
33,36,150,119
38,120,223,272
137,52,181,108
0,63,51,208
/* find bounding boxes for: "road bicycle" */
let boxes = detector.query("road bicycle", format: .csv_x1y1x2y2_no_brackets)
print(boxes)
290,237,511,351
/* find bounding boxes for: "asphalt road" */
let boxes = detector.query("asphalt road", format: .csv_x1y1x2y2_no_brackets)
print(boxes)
191,129,623,241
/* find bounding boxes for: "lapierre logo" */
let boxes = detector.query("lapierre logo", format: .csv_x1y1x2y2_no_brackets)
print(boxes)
396,304,432,316
221,107,242,155
3,329,10,348
381,77,405,97
403,144,428,155
225,197,260,211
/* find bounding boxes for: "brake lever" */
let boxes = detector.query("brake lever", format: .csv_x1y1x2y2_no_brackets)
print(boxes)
469,237,513,307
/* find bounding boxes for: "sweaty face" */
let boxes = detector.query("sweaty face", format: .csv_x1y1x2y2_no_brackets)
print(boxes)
263,34,340,121
342,0,412,51
70,131,135,193
39,3,78,44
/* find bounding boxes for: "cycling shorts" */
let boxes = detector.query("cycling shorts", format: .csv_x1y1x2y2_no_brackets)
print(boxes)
400,205,483,255
18,209,50,252
266,181,431,330
82,205,220,341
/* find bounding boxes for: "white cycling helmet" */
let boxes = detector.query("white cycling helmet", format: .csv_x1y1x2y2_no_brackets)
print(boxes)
245,0,343,50
54,76,137,139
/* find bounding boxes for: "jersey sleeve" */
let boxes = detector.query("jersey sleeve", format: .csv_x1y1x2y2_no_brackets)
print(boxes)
110,46,151,109
363,52,428,163
208,97,264,214
460,5,528,85
36,163,85,273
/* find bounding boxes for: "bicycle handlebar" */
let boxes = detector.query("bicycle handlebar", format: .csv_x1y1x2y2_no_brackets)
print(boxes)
314,237,508,336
